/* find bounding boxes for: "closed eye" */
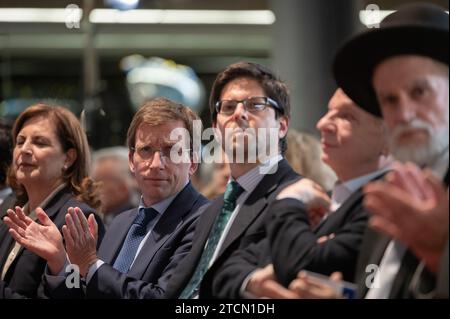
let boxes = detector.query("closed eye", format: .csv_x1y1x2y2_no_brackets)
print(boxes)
379,94,399,107
410,86,427,100
33,137,51,146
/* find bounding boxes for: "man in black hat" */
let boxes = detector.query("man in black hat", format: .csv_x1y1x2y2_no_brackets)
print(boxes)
333,3,449,298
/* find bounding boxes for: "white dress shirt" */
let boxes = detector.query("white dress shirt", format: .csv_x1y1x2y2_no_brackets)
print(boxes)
330,168,390,213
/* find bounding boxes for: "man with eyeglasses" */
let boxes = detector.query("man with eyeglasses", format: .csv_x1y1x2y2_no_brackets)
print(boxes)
7,97,209,298
164,61,303,299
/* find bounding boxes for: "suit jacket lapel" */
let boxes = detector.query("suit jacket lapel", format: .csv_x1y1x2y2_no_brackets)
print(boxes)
99,209,137,263
389,249,420,298
128,183,201,278
219,196,267,256
314,187,364,233
0,224,15,270
42,188,72,220
218,160,295,256
357,228,391,297
1,187,73,277
316,170,389,233
189,197,224,260
365,222,392,265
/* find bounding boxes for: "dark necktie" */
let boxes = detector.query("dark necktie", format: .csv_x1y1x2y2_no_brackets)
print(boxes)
112,207,159,273
179,180,244,299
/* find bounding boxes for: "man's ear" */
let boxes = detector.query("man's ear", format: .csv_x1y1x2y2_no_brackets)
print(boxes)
189,162,198,177
129,150,136,174
278,116,289,139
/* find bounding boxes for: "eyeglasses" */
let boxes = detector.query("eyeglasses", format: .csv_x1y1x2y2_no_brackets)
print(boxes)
130,145,191,162
215,96,283,116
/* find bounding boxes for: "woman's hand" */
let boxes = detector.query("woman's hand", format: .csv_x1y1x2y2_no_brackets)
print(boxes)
3,206,67,274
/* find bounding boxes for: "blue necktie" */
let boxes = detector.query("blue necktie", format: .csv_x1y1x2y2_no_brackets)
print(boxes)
179,180,244,299
112,207,159,273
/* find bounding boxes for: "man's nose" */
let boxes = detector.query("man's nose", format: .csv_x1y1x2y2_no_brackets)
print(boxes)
395,98,417,124
148,151,165,169
317,115,335,134
231,101,248,121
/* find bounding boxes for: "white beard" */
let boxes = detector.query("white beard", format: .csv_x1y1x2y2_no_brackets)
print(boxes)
389,119,449,167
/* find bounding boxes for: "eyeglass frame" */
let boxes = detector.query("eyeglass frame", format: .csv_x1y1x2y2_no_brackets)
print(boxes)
215,96,284,116
130,144,192,163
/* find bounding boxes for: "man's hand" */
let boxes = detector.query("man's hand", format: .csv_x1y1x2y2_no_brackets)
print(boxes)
62,207,99,277
364,162,449,273
3,206,66,274
246,264,299,299
288,271,342,299
277,178,331,228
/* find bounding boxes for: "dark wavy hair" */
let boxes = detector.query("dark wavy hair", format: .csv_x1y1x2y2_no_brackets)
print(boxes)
209,61,291,154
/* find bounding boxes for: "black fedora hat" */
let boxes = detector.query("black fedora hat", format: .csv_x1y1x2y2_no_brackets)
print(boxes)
333,3,449,117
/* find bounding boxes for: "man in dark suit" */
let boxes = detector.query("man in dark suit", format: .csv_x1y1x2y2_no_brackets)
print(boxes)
333,3,449,298
6,98,209,299
201,88,391,298
164,62,299,299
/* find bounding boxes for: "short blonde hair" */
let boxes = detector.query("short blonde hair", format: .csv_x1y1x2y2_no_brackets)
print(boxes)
127,97,201,156
285,130,337,191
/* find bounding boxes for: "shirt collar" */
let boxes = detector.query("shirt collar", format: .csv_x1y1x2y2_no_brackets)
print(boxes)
233,155,283,194
343,167,391,194
138,180,189,215
331,167,389,211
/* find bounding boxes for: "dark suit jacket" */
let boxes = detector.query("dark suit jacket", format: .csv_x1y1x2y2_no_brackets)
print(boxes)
0,280,25,299
44,182,209,299
202,180,372,298
355,167,449,299
0,192,17,222
435,239,449,298
0,187,105,299
165,159,299,299
355,228,420,298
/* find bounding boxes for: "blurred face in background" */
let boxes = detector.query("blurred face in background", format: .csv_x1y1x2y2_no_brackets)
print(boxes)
373,55,449,166
92,157,131,214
